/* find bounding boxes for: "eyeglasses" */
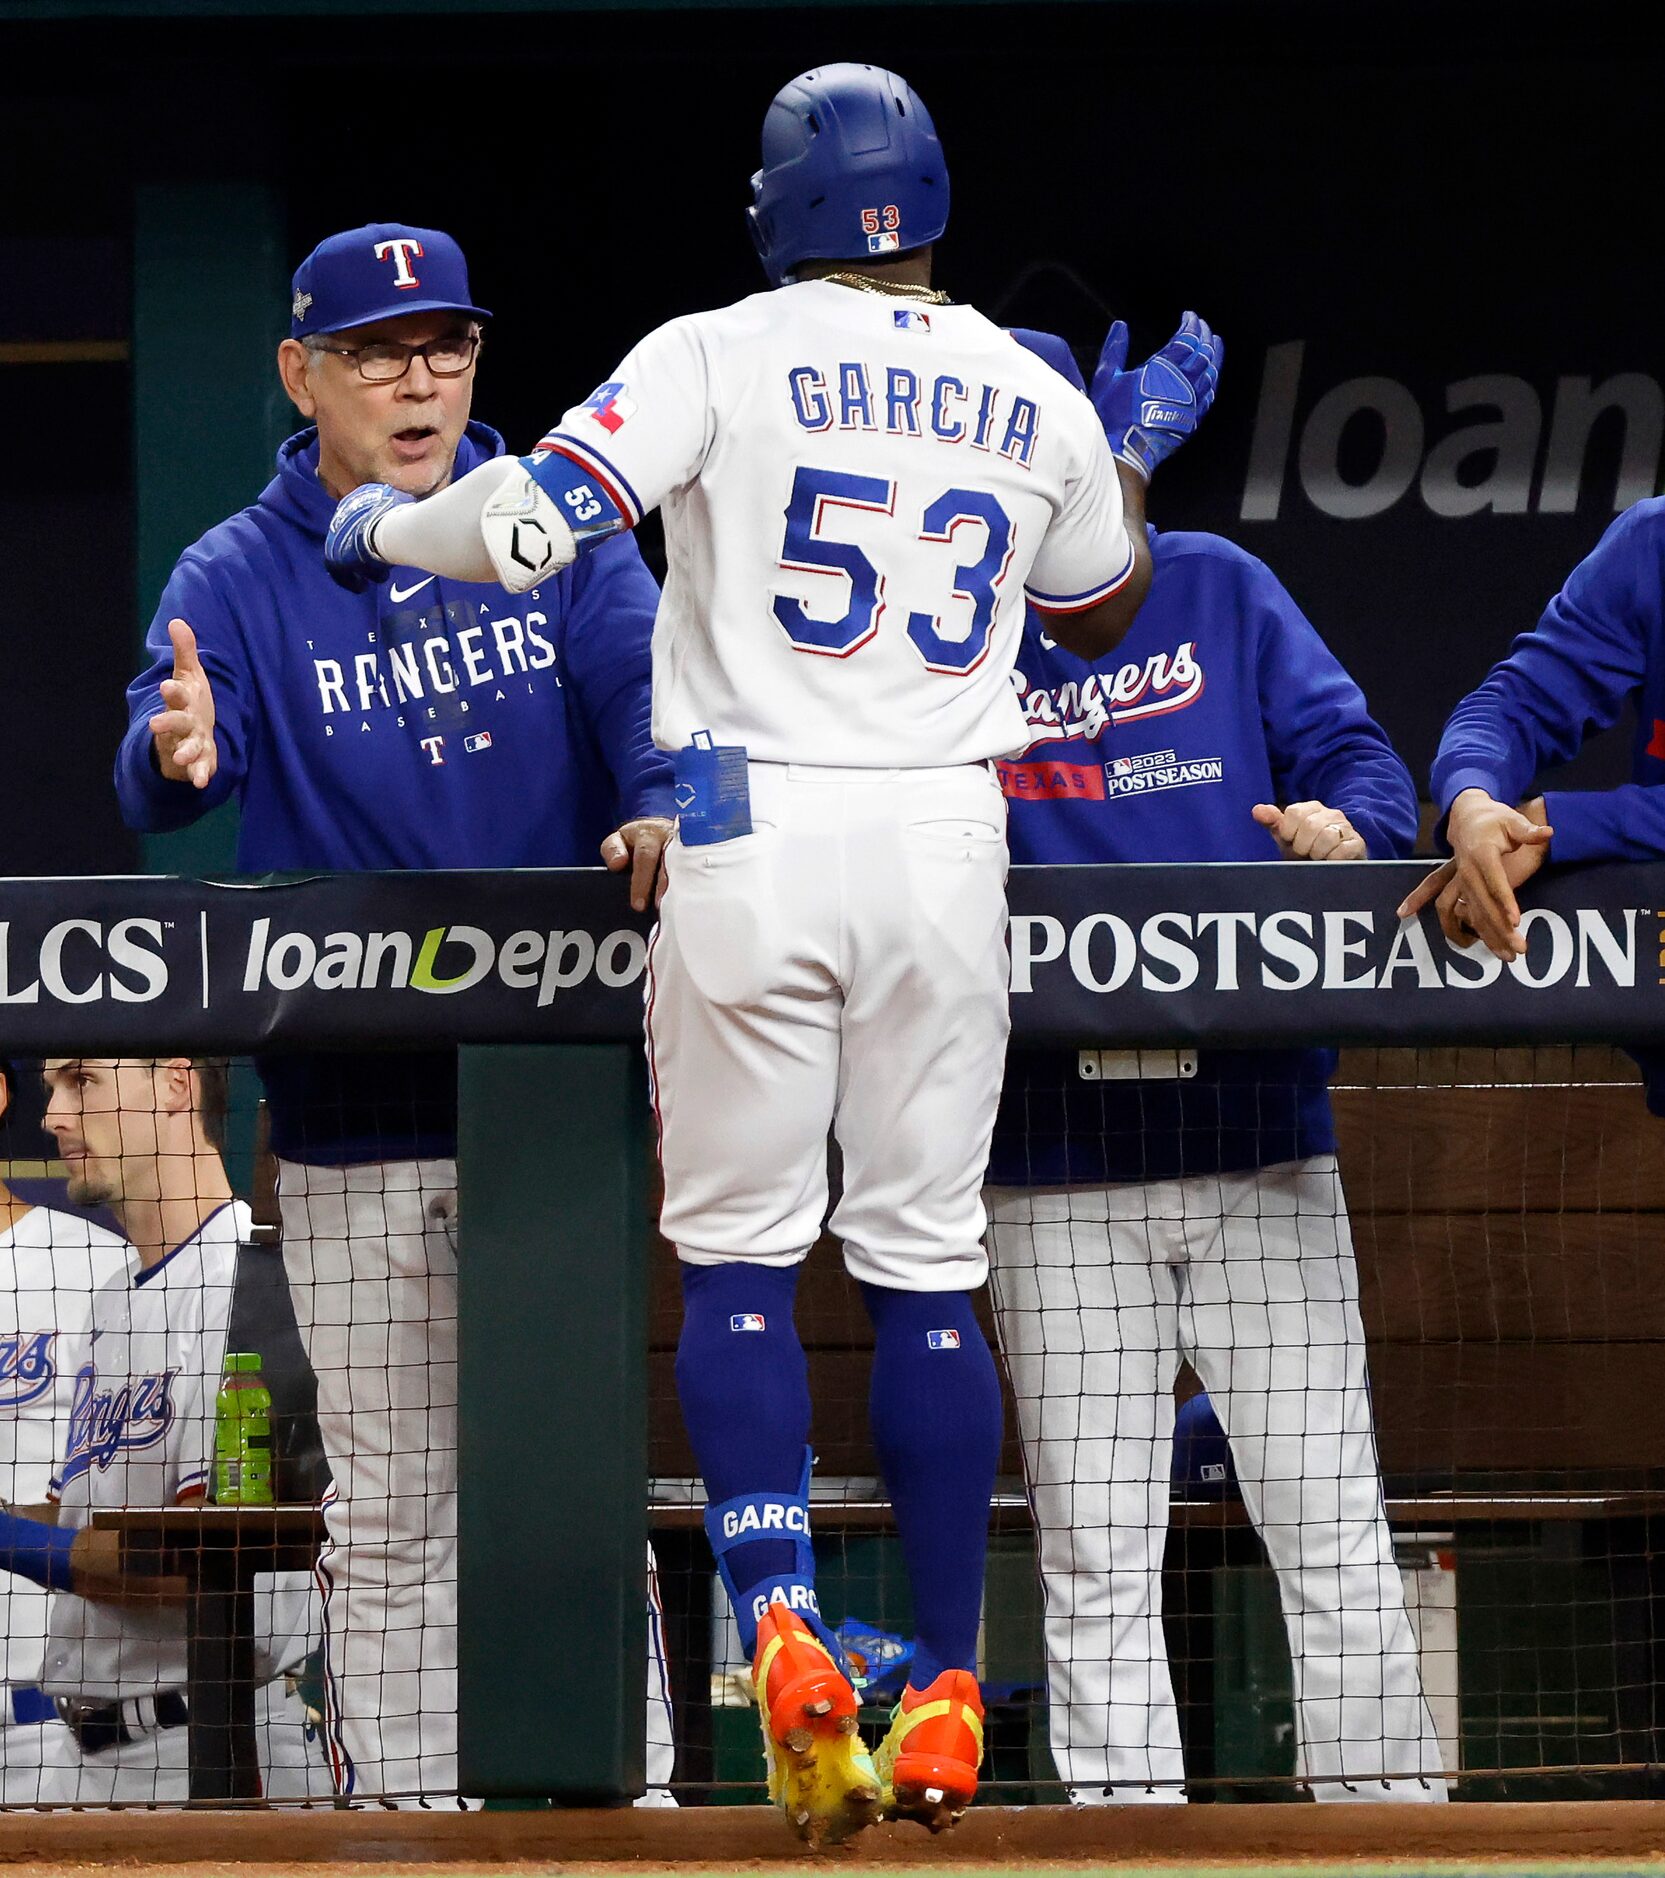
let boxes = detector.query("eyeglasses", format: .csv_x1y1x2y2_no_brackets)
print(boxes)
310,331,480,384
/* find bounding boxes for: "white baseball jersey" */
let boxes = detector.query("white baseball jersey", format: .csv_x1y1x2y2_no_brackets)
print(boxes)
1,1203,131,1689
539,279,1133,767
42,1200,257,1702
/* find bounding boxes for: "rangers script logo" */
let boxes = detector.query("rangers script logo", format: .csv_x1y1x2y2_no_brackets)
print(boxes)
1012,640,1205,750
60,1362,177,1483
0,1331,55,1410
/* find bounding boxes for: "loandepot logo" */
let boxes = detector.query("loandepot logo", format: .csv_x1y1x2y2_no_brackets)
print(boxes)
1241,340,1664,521
242,918,646,1007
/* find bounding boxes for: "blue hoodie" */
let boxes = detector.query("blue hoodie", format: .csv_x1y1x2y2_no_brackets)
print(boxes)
987,528,1418,1187
116,424,673,1161
1431,497,1665,1113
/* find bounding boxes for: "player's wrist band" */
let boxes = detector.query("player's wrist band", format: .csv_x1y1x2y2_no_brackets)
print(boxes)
0,1509,77,1592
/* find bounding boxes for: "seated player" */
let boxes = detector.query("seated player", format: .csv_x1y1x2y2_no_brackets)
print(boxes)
0,1056,328,1803
1401,497,1665,1099
0,1057,131,1801
986,328,1447,1804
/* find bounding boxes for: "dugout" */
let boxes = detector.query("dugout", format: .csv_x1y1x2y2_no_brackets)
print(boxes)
6,0,1665,1833
5,862,1665,1807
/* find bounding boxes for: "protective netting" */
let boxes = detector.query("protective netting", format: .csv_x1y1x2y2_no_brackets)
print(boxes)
4,1041,1661,1806
652,1043,1664,1804
0,1048,672,1810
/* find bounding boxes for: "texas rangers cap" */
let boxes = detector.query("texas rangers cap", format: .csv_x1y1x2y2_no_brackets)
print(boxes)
289,223,492,338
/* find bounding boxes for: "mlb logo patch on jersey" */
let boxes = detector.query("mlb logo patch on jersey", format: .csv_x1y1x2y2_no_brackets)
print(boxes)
581,381,637,435
730,1313,767,1333
1111,757,1133,777
926,1329,961,1351
892,308,931,334
464,731,493,754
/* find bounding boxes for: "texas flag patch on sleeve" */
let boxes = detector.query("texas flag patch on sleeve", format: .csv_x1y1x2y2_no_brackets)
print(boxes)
581,381,637,434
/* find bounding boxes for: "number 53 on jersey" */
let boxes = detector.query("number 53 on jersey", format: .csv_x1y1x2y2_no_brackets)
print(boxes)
773,466,1015,676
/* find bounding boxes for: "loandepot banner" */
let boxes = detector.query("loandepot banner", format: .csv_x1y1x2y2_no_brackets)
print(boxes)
0,862,1662,1054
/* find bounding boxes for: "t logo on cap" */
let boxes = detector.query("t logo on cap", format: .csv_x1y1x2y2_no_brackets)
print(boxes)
374,237,425,290
287,223,491,339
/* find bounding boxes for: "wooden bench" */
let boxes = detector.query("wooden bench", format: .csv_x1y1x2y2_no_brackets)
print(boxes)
647,1045,1665,1492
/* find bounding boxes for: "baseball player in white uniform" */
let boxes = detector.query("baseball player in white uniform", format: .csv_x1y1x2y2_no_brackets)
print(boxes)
324,64,1218,1842
0,1056,329,1803
0,1057,131,1801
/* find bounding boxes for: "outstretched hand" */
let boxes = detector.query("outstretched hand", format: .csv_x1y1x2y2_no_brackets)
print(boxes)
1090,311,1224,480
148,619,218,790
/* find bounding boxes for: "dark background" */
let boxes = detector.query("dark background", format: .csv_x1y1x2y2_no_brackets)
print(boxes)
2,0,1657,876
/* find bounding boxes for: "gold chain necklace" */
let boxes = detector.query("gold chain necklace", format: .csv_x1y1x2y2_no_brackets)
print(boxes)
822,271,952,306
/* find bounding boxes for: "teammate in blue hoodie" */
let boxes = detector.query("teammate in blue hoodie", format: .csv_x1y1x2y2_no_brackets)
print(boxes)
113,226,676,1805
985,329,1446,1807
1402,501,1665,1110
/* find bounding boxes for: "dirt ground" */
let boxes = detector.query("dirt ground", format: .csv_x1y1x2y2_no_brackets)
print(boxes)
4,1804,1665,1872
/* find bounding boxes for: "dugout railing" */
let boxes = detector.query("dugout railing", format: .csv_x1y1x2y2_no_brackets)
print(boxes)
3,860,1665,1805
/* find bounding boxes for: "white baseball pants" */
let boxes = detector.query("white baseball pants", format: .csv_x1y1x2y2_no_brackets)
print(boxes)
32,1680,330,1804
0,1709,74,1805
279,1158,675,1804
650,761,1011,1289
987,1156,1447,1803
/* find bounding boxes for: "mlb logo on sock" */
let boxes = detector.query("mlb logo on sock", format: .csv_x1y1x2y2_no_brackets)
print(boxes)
730,1313,767,1333
926,1329,961,1350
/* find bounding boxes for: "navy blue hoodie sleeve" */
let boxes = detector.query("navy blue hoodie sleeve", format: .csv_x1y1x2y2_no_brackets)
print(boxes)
1252,561,1419,860
558,532,675,822
1540,783,1665,862
1429,502,1658,823
114,555,256,833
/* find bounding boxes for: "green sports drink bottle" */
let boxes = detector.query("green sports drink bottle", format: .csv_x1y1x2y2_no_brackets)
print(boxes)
213,1352,274,1505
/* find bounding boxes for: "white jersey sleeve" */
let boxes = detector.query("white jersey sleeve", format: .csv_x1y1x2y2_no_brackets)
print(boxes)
529,282,1138,767
535,315,715,530
1025,421,1136,614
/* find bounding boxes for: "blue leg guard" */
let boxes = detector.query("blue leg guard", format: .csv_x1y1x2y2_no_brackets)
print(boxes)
676,1262,843,1662
704,1448,842,1663
862,1282,1002,1689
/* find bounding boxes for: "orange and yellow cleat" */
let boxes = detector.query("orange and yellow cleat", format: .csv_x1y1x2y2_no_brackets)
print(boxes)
874,1668,985,1832
751,1603,880,1845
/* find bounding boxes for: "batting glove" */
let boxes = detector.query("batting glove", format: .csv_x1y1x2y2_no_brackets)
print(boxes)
325,483,413,592
1090,311,1223,481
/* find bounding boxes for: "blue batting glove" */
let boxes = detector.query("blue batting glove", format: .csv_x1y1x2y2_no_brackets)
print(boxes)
1090,311,1223,480
325,483,413,592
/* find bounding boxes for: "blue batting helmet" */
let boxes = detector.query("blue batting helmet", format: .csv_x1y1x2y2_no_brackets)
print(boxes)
748,64,950,288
